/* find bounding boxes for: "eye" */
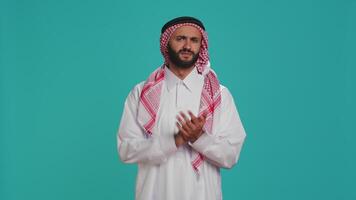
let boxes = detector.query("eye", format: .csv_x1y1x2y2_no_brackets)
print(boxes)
191,38,200,43
176,36,186,41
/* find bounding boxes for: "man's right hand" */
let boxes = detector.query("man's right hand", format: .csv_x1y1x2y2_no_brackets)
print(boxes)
175,111,207,145
174,133,187,147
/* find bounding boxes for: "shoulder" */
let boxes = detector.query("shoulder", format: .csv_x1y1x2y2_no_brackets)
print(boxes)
126,81,145,102
132,81,146,95
219,84,236,107
219,84,231,97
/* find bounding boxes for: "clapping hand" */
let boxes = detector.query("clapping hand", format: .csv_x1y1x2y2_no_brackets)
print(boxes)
175,111,206,146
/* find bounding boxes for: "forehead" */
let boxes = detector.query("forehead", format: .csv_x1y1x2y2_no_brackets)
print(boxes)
171,25,202,38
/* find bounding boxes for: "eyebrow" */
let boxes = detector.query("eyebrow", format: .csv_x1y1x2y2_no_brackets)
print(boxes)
176,35,201,40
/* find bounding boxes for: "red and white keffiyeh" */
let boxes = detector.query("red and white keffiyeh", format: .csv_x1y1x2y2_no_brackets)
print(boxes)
137,23,221,173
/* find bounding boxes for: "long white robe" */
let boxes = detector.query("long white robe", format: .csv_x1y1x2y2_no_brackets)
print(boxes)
117,67,246,200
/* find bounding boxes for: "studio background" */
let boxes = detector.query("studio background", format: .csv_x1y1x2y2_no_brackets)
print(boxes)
1,0,355,199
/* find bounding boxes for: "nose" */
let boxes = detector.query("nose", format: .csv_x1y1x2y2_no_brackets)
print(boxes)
183,40,191,50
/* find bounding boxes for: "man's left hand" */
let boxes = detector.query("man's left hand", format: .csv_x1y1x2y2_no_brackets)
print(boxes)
176,111,206,143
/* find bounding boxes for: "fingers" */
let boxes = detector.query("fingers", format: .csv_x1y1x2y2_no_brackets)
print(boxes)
176,122,189,141
188,111,199,124
195,112,206,126
176,112,196,141
175,111,207,143
178,112,196,130
179,111,189,122
176,115,184,125
175,115,191,134
199,115,206,125
200,112,207,120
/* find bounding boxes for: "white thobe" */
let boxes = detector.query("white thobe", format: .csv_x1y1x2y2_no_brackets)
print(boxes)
117,67,246,200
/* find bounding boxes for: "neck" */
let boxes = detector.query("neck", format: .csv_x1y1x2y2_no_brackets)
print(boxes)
167,62,195,80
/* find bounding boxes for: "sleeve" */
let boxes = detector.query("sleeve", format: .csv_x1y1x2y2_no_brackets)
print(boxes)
190,87,246,169
117,83,178,165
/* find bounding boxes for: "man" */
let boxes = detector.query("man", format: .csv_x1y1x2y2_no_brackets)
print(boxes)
117,16,246,200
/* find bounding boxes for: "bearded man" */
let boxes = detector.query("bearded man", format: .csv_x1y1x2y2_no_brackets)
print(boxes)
117,16,246,200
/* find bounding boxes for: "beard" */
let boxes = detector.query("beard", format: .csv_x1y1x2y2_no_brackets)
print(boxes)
167,44,199,69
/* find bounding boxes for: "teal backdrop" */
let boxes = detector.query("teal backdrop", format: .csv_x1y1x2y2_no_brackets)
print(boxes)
1,0,355,199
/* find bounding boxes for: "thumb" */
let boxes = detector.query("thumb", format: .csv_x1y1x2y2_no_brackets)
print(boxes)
199,114,207,123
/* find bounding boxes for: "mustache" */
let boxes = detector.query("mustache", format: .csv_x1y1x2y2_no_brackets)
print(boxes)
178,49,194,54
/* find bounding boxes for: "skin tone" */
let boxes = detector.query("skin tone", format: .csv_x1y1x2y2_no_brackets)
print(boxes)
166,26,207,147
174,111,207,147
167,25,202,80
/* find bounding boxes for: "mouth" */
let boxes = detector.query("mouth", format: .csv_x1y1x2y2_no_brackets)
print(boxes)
179,51,193,59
